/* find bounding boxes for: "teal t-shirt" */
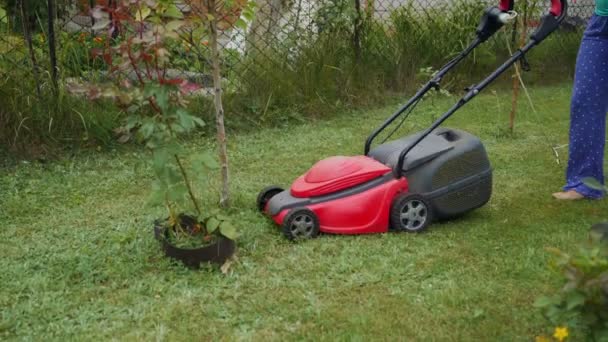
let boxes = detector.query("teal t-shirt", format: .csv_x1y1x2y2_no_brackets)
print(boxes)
597,0,608,16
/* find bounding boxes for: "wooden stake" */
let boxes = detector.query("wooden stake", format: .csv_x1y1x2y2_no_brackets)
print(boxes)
209,0,230,208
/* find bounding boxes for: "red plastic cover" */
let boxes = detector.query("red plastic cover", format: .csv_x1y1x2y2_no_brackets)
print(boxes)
290,156,391,198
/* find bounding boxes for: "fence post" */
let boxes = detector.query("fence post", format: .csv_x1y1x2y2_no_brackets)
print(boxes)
47,0,58,95
19,0,42,99
89,0,96,36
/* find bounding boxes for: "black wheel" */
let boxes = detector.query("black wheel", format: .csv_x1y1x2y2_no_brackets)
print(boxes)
257,185,284,212
390,194,433,233
282,208,320,241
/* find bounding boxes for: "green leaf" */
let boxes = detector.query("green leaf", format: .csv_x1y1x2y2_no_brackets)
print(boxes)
155,88,170,113
206,218,220,233
166,165,182,187
136,6,152,22
566,291,586,310
191,26,208,39
144,84,158,97
146,138,159,150
163,4,184,19
206,13,215,21
534,296,557,308
544,305,563,324
165,142,182,156
219,221,239,240
153,149,169,178
147,180,166,206
127,105,139,113
140,121,155,140
171,123,185,133
165,20,184,32
216,214,230,221
167,184,188,203
126,115,141,130
177,109,195,131
583,177,606,191
192,116,205,128
242,8,255,21
144,84,170,113
235,18,248,30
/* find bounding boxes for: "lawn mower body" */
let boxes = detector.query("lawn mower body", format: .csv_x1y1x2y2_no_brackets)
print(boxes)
257,0,567,240
266,156,407,235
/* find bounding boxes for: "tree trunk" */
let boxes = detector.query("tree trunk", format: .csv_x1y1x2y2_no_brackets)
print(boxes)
209,0,230,208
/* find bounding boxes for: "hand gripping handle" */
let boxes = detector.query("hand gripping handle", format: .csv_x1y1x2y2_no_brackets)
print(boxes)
548,0,566,17
498,0,514,11
501,0,564,16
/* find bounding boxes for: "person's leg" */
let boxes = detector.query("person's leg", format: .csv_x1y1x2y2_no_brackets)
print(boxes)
557,33,608,199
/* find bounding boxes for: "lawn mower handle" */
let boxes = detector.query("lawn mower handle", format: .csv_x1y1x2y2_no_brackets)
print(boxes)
364,1,519,156
392,0,568,177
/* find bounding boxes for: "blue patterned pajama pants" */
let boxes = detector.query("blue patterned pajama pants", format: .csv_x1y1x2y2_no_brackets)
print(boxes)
562,15,608,199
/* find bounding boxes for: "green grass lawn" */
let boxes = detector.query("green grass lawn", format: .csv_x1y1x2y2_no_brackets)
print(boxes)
1,83,607,341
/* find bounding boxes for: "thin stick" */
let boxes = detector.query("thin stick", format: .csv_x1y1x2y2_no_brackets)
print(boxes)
509,14,528,133
175,155,202,215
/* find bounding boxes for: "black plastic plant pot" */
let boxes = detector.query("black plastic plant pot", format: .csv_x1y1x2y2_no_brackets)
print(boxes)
153,223,236,269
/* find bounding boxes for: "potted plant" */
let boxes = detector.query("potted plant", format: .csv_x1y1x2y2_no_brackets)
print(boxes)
153,210,238,269
68,0,246,268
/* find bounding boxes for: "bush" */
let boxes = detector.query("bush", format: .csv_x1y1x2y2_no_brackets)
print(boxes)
534,223,608,341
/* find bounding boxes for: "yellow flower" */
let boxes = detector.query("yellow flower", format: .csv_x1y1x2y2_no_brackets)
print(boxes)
553,326,569,341
535,335,551,342
93,37,103,44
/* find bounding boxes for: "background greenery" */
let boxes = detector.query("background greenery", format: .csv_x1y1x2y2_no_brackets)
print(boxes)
0,0,586,156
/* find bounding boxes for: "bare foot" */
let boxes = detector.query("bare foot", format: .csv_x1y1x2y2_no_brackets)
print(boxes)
552,190,585,200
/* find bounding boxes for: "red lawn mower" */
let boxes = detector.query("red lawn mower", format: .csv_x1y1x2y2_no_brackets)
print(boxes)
257,0,567,240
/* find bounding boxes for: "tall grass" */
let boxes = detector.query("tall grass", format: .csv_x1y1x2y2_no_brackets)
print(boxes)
232,0,581,125
0,73,120,157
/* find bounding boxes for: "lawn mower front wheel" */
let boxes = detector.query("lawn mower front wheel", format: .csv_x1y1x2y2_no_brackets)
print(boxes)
282,208,320,241
257,185,284,212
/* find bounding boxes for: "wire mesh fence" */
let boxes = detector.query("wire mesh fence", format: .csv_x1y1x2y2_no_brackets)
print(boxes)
0,0,592,101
